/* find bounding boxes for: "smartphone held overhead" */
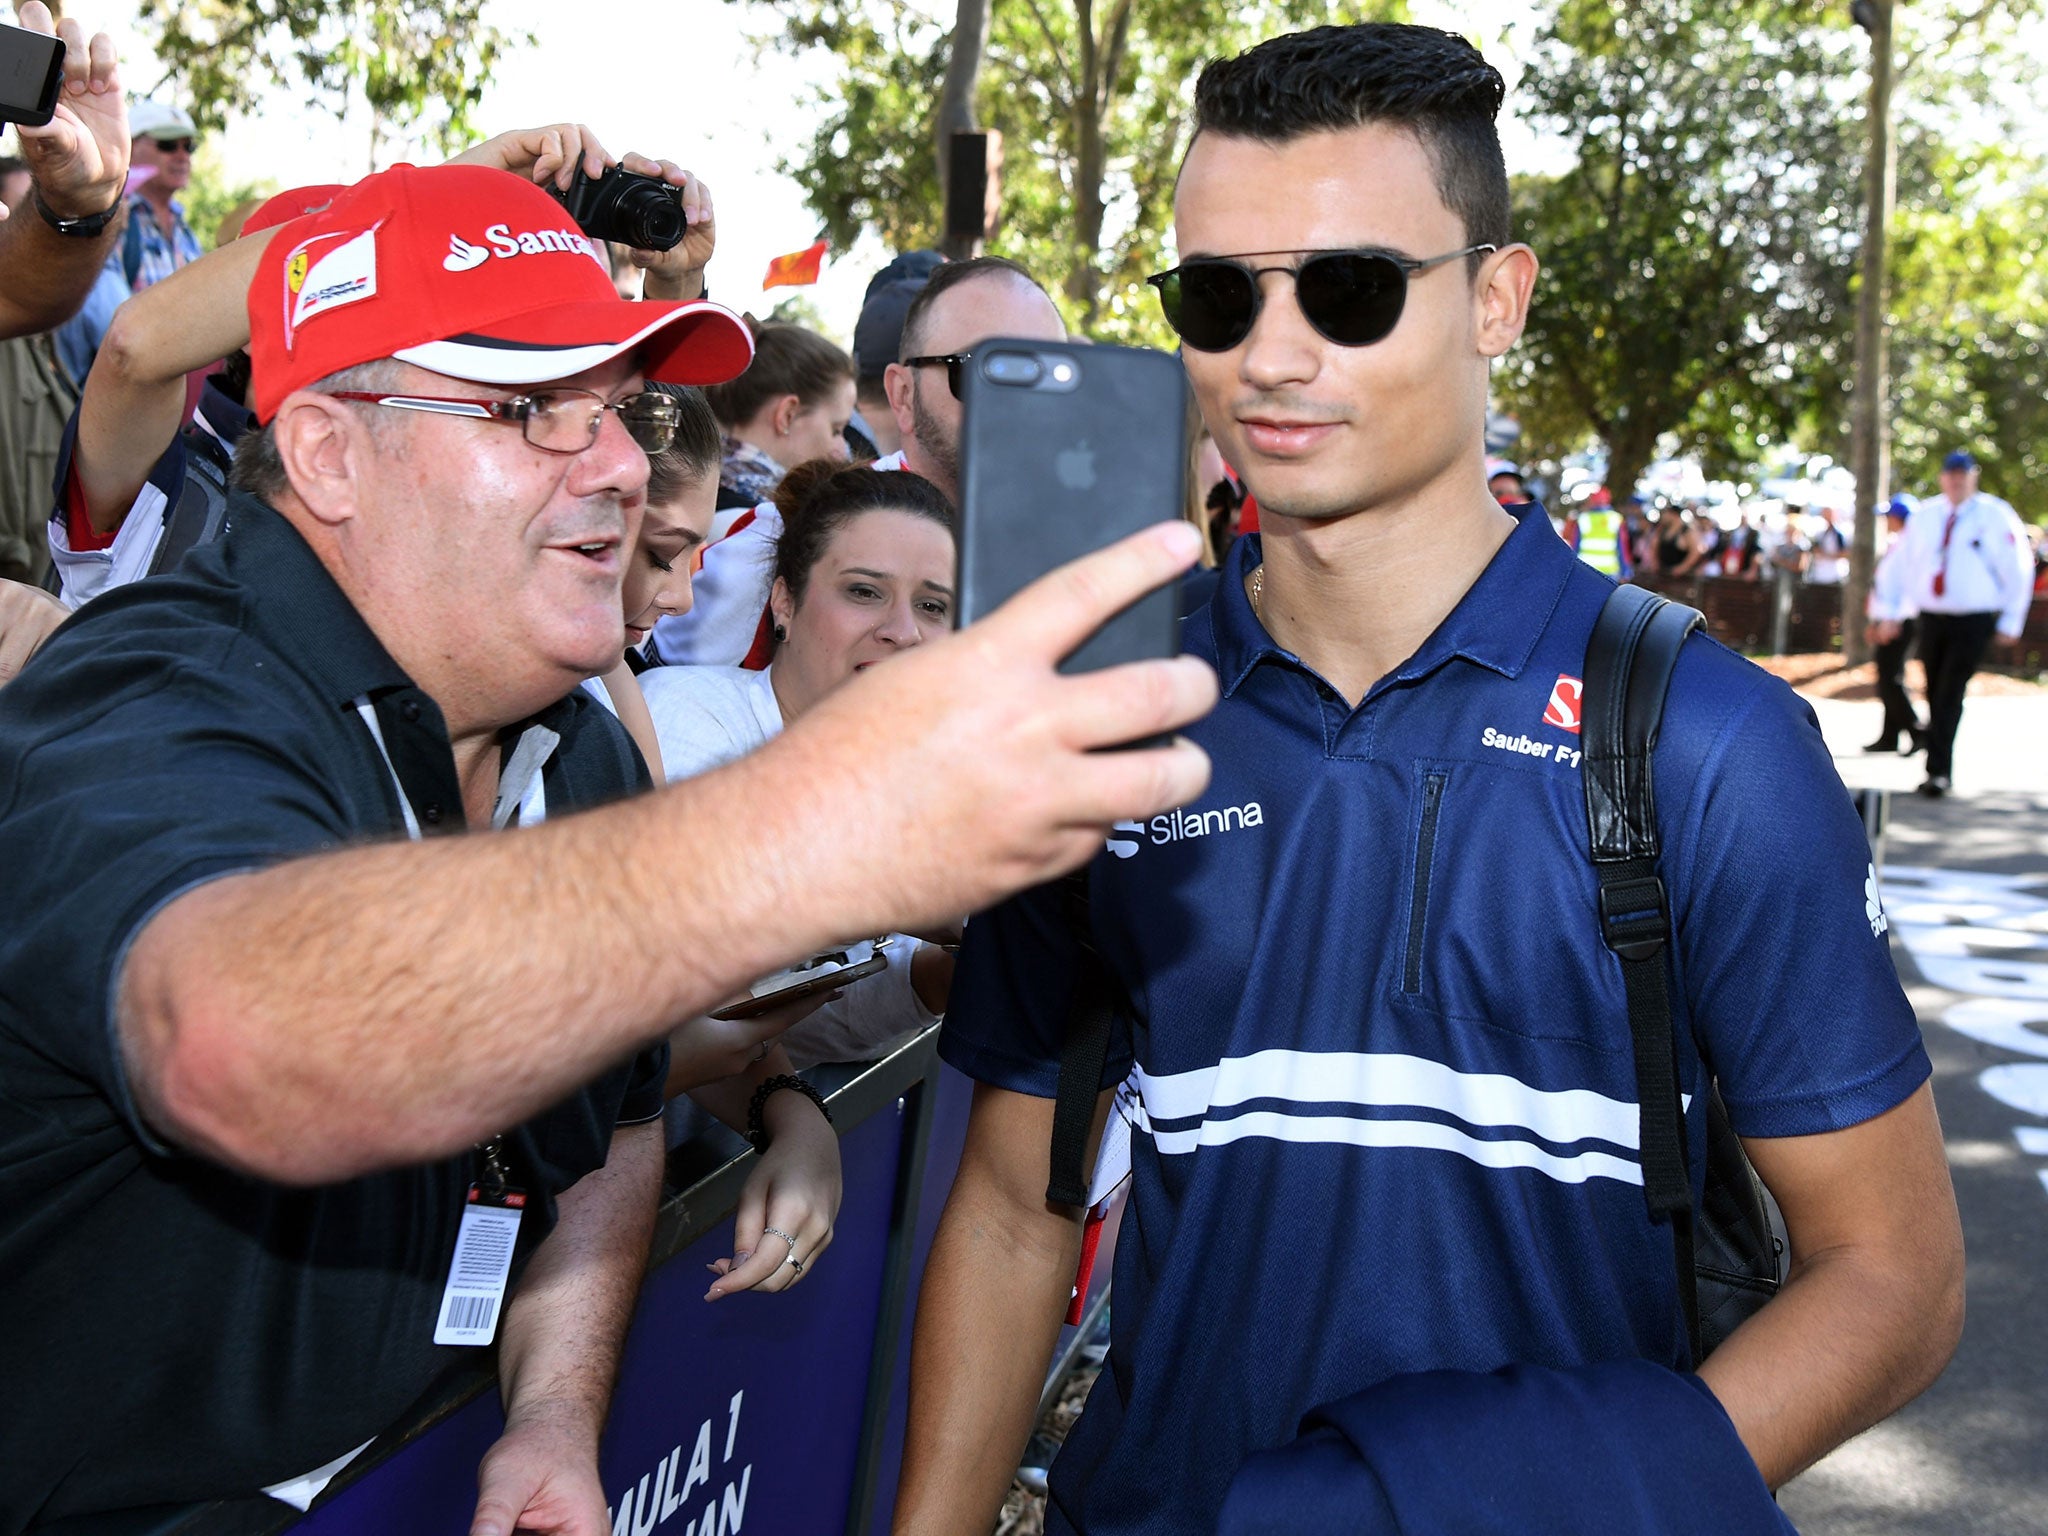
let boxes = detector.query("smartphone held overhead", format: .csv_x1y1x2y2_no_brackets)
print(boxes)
0,21,65,129
955,339,1189,679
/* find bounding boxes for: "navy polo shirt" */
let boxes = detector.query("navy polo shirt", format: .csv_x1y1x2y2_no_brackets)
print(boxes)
0,497,667,1532
941,508,1928,1536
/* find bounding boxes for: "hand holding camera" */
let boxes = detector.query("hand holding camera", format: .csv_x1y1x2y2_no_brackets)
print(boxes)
5,2,128,220
449,123,714,298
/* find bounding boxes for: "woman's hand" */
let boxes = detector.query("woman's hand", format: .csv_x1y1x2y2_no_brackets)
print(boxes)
664,988,837,1097
706,1091,841,1299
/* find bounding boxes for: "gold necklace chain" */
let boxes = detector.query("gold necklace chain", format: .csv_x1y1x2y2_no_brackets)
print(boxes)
1249,563,1265,623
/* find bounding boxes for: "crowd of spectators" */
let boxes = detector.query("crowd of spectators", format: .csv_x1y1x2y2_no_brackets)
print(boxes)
0,9,1991,1535
0,6,1216,1529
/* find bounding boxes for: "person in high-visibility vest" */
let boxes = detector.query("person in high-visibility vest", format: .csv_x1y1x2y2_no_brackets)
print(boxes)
1576,504,1628,577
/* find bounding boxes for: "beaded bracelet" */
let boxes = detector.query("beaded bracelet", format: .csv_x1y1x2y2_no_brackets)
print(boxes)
746,1073,832,1153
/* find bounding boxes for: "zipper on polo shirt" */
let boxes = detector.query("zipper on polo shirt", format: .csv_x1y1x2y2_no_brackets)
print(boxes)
1403,771,1448,996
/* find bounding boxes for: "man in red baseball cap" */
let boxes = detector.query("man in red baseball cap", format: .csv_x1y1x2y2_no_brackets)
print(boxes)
0,141,1219,1536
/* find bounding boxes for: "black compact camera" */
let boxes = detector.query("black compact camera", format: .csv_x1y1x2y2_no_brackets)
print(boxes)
550,164,686,253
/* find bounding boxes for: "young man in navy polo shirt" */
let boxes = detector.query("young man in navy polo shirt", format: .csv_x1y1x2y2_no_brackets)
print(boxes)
896,24,1962,1536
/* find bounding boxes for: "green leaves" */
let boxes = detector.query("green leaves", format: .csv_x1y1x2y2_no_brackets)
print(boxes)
138,0,530,156
741,0,1408,343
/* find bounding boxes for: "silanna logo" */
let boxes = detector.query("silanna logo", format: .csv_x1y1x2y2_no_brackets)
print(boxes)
1107,801,1265,859
442,223,607,273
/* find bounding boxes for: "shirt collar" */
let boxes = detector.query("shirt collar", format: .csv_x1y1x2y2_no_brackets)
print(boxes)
224,495,422,705
1210,501,1577,699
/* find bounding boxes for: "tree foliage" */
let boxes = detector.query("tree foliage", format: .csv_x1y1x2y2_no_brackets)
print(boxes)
138,0,527,158
738,0,1406,342
1498,0,1863,502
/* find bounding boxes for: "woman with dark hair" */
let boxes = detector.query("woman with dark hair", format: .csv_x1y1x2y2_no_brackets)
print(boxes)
582,384,724,774
639,459,958,1069
703,322,857,508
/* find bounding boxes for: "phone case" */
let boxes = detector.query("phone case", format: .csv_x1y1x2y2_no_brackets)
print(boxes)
956,339,1189,676
708,941,891,1020
0,24,66,129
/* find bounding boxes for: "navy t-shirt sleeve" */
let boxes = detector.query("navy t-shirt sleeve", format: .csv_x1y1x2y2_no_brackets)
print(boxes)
939,874,1134,1099
616,1046,670,1125
1661,653,1929,1138
0,656,360,1152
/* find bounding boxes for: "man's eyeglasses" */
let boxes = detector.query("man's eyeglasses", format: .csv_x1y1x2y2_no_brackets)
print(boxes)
902,353,972,401
152,137,195,155
326,387,682,455
1145,244,1496,353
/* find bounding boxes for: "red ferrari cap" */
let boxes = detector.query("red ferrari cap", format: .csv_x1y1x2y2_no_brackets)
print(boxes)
247,163,753,422
240,184,347,238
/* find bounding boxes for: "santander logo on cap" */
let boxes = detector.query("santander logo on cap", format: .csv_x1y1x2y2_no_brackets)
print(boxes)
246,163,755,424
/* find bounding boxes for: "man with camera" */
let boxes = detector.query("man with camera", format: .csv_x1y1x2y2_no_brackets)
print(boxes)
0,3,130,341
898,24,1960,1536
0,161,1216,1534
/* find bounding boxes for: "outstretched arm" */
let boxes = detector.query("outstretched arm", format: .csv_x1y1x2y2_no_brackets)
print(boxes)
118,523,1217,1184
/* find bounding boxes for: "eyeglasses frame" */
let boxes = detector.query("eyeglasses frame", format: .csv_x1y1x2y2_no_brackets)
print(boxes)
901,352,974,401
324,386,681,455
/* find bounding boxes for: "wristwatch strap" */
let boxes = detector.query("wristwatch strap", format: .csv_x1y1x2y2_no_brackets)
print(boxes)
33,184,123,238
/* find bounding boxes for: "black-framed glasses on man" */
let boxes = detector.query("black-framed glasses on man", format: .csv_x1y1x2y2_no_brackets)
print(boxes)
902,353,973,401
325,387,682,454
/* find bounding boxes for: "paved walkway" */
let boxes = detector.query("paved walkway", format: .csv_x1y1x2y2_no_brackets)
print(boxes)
1779,687,2048,1535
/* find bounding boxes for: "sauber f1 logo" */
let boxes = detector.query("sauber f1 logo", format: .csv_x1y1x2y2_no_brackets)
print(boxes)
1543,674,1584,734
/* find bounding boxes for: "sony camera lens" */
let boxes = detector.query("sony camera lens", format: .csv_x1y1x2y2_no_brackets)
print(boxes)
551,165,687,254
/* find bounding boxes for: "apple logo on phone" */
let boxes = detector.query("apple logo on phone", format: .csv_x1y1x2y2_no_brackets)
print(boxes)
1055,441,1097,491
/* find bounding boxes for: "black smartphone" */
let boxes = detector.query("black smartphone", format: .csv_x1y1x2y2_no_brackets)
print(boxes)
708,940,891,1021
0,22,64,130
956,339,1189,677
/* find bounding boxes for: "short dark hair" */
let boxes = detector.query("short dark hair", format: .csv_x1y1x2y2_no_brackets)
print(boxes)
704,323,853,429
229,359,406,500
644,385,723,507
770,461,954,613
897,256,1050,362
1191,24,1510,253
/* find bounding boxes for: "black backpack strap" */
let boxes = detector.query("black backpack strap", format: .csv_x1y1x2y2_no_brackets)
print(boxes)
1046,871,1116,1208
1581,583,1706,1364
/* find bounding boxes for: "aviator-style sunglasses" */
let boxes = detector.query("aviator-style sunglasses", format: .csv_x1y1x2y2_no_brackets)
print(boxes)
1146,244,1496,353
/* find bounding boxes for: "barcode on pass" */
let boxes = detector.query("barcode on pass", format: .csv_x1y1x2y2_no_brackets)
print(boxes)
442,1295,498,1334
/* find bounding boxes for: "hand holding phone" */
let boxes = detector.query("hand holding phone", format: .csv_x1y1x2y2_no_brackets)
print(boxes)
5,4,128,220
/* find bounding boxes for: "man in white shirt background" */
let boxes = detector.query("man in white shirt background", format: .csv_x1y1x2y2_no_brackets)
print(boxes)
1888,449,2034,797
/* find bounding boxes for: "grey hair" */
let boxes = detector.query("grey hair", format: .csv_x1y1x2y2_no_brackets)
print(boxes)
229,358,412,501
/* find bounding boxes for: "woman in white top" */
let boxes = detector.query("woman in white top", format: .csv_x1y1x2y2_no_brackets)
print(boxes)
641,460,959,1070
584,387,847,1303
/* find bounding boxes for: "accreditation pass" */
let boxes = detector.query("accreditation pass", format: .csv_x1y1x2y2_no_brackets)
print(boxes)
434,1183,525,1346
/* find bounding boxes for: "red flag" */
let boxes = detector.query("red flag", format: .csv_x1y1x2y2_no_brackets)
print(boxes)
762,239,828,290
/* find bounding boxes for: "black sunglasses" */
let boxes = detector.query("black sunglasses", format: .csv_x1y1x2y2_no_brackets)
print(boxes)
903,352,972,400
1146,244,1495,353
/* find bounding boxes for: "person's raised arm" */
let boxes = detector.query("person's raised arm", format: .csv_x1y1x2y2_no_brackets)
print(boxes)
117,522,1218,1185
0,4,129,339
894,1083,1112,1536
74,223,287,533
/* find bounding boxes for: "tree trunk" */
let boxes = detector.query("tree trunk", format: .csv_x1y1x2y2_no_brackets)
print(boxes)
1844,0,1895,667
1065,0,1107,329
935,0,990,259
1604,429,1660,529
